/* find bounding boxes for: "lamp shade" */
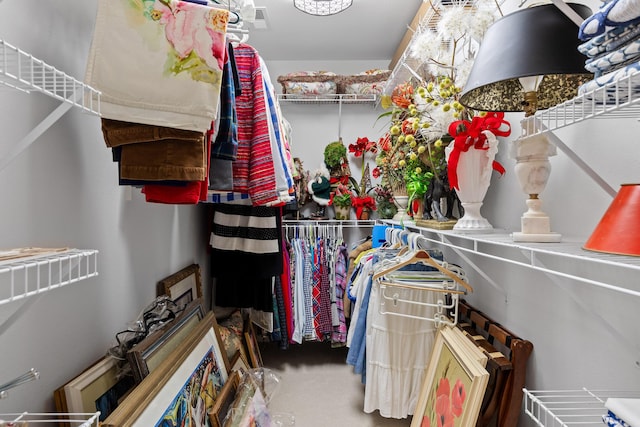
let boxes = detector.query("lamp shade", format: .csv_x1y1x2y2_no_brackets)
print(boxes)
584,184,640,257
460,3,593,112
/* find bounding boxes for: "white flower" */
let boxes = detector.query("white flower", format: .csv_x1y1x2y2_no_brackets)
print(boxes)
438,6,471,41
466,7,498,41
410,30,441,61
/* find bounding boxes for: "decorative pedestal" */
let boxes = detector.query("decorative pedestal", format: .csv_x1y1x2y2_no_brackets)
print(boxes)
509,128,561,242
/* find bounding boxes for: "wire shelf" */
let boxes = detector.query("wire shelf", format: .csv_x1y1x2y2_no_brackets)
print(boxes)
381,220,640,299
0,249,99,306
522,70,640,135
277,93,377,104
0,39,101,115
523,388,640,426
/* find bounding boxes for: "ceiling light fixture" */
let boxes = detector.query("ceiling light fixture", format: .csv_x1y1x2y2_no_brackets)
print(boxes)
293,0,353,16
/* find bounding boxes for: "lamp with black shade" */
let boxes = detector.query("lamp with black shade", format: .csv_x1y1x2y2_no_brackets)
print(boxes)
459,2,593,242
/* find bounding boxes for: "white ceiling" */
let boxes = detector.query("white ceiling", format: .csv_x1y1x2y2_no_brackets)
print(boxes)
245,0,424,63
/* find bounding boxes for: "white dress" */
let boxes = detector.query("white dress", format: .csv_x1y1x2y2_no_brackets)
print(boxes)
363,273,437,419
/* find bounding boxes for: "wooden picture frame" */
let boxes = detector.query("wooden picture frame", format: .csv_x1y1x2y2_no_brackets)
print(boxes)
157,263,203,309
411,326,490,427
104,311,231,427
230,351,250,373
208,370,241,427
127,298,205,383
243,318,263,369
60,356,135,423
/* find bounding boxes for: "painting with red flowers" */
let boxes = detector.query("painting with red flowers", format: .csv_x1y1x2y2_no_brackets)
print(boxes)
411,326,489,427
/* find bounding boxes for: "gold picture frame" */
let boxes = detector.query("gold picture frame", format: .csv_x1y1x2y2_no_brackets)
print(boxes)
56,356,135,424
411,326,490,427
208,370,241,427
104,311,230,427
157,263,203,309
243,318,263,369
126,298,205,383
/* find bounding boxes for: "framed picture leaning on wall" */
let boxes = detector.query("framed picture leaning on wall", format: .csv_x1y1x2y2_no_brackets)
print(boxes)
126,298,206,383
58,355,135,423
411,325,490,427
157,263,203,309
104,311,230,427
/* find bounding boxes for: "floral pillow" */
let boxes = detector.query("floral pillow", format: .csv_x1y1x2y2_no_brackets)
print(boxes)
277,71,339,97
339,69,391,95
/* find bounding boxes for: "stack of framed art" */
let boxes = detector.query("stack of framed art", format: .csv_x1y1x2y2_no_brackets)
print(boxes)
411,325,490,427
54,263,269,426
103,311,230,426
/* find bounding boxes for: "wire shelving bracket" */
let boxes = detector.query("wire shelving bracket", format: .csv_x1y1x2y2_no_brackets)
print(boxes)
0,39,101,173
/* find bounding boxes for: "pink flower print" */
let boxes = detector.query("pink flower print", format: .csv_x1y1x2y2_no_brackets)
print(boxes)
152,1,224,72
436,377,450,400
421,416,431,427
435,394,454,427
451,379,466,417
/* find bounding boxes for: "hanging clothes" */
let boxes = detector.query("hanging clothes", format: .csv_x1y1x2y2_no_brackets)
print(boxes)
278,223,349,347
346,239,465,419
209,200,283,311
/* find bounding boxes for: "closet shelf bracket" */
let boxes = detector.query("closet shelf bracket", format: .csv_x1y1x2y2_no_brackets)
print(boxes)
0,39,101,173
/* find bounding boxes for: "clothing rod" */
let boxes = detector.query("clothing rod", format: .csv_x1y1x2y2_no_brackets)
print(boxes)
0,368,39,399
282,219,376,228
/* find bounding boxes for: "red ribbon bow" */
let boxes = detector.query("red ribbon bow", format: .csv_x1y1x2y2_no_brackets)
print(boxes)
447,112,511,190
351,196,376,218
329,176,350,186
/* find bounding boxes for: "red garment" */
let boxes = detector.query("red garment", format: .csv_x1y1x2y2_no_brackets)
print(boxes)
232,44,279,206
281,243,294,344
142,124,214,204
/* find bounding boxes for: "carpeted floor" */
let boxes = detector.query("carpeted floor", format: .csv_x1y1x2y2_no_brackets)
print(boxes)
259,341,412,427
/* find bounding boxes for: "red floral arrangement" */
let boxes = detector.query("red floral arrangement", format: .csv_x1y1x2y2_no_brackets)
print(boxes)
348,136,379,218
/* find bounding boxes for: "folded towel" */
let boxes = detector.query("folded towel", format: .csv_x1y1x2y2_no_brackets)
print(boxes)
578,21,640,57
579,0,640,40
605,398,640,426
85,0,229,132
603,410,632,427
585,38,640,73
578,59,640,103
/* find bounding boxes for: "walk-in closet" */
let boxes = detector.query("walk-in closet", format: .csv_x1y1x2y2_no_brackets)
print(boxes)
1,0,639,426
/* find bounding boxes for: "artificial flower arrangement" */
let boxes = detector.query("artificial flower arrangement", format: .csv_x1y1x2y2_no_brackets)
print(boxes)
330,182,353,208
375,0,501,220
348,136,378,219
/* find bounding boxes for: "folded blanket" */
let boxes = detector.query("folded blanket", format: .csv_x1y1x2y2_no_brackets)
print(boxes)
578,59,640,103
85,0,229,132
578,21,640,57
605,398,640,426
585,38,640,73
603,410,632,427
580,0,640,40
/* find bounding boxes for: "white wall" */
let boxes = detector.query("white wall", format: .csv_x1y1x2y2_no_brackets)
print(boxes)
0,1,210,414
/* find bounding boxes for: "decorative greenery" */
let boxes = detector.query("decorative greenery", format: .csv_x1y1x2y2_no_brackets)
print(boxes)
323,140,349,174
329,183,353,208
374,185,397,219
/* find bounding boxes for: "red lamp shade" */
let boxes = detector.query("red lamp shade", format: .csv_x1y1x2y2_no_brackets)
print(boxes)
584,184,640,256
